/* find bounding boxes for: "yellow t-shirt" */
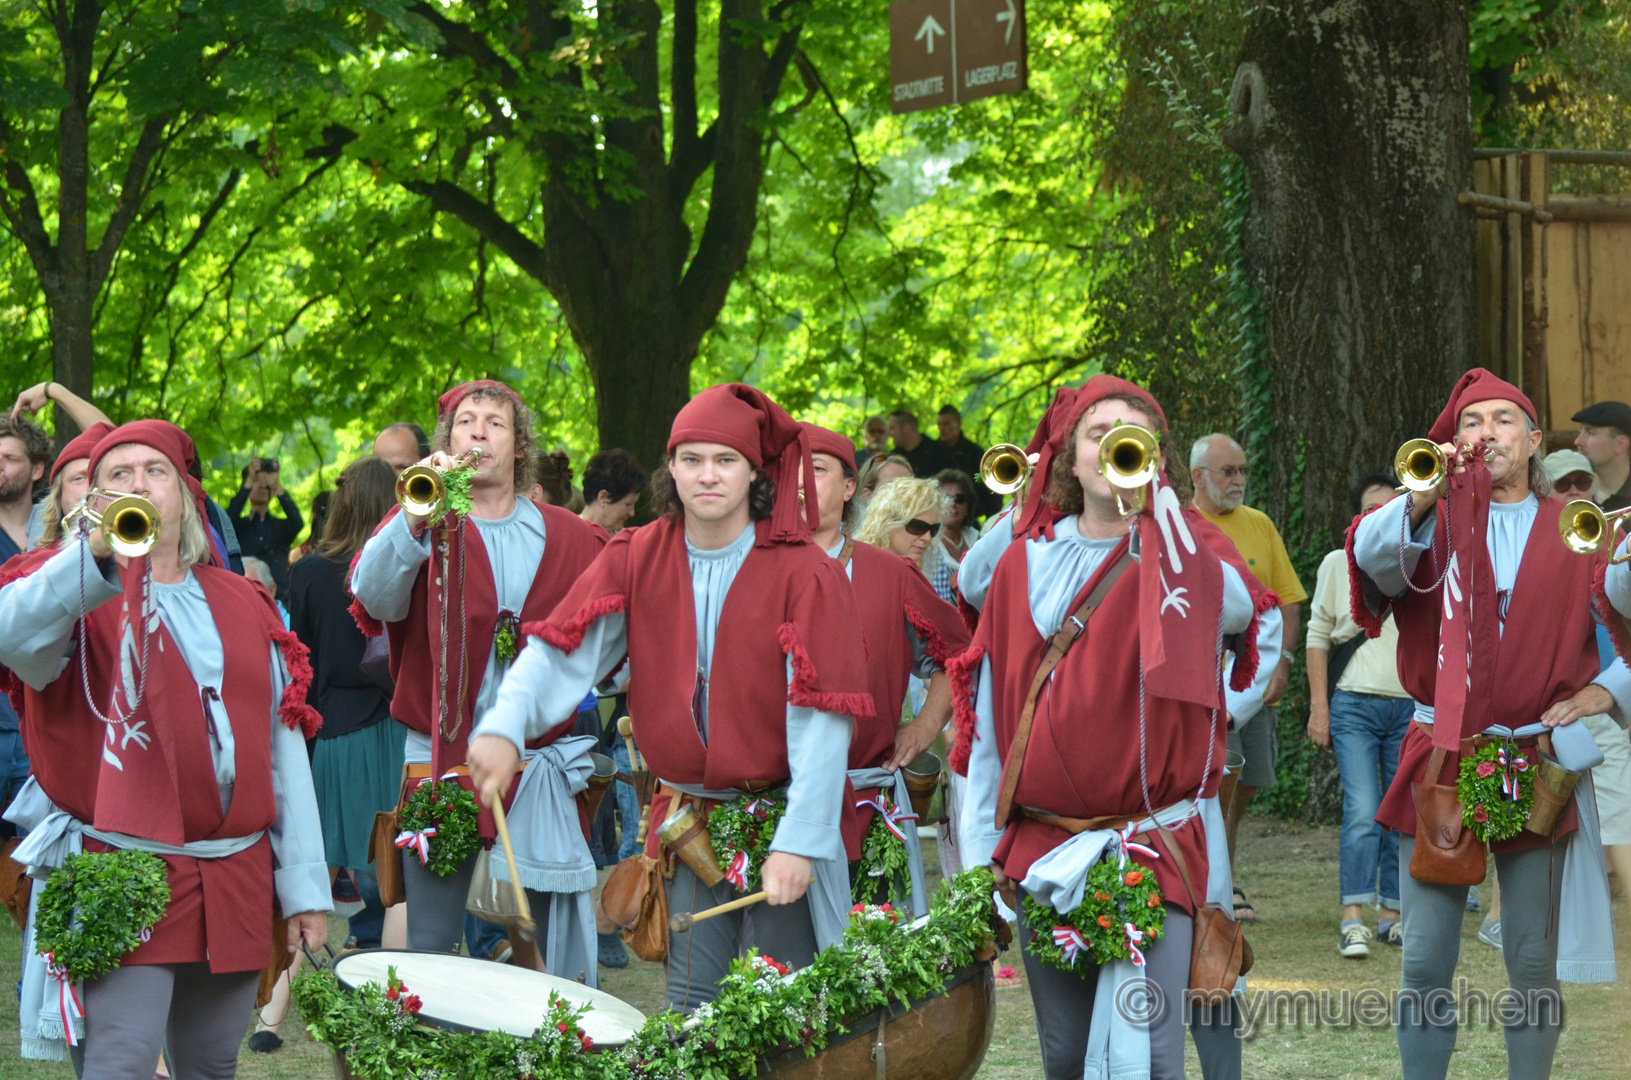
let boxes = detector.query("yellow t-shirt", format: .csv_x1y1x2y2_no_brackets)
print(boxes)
1197,504,1308,604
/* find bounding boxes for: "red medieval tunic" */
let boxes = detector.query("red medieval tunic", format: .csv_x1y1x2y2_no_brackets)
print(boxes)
950,512,1270,914
840,541,970,851
0,549,321,973
1349,494,1601,849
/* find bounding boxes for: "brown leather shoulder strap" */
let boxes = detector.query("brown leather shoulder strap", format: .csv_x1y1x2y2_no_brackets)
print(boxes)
1152,823,1202,912
994,551,1135,830
837,537,856,570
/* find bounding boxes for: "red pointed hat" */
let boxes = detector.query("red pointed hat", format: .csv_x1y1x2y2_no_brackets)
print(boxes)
51,420,114,482
1427,368,1537,443
1011,374,1168,540
438,379,523,418
87,420,221,566
800,422,858,473
668,384,821,544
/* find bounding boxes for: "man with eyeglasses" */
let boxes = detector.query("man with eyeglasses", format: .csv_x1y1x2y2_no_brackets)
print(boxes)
1189,433,1307,924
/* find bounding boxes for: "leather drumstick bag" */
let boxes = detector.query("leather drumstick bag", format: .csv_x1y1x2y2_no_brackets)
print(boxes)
1409,746,1487,887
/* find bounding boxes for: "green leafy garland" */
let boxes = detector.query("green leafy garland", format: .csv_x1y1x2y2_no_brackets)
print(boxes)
708,793,787,892
397,779,481,877
851,799,912,906
35,850,171,981
292,867,1000,1080
1023,858,1165,972
1457,741,1536,843
494,613,519,665
440,464,476,520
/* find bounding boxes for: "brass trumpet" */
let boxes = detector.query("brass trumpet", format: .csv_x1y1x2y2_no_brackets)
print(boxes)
396,448,482,518
979,443,1036,498
1098,422,1161,516
1394,439,1449,493
63,489,161,557
1559,500,1631,563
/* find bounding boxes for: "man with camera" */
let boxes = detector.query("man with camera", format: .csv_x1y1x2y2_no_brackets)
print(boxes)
229,456,304,593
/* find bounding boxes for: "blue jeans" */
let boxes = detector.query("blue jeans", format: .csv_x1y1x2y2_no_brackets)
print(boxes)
464,912,510,959
1329,690,1412,909
612,735,642,862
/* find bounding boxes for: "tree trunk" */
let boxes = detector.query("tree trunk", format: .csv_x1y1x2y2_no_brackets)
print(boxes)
1224,0,1475,557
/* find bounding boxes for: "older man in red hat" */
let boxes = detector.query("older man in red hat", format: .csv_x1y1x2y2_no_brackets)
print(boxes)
350,380,606,970
468,384,873,1010
0,419,329,1080
800,421,970,917
1350,368,1627,1080
947,376,1277,1080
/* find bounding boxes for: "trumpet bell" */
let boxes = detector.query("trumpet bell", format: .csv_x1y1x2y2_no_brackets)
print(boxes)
979,443,1034,496
1559,499,1631,562
1395,439,1448,493
1099,424,1160,490
396,465,446,518
66,491,161,557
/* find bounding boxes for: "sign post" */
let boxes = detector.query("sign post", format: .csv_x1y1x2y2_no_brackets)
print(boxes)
888,0,1027,115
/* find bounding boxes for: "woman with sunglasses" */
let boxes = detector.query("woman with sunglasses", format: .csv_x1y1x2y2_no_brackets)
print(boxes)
855,478,948,567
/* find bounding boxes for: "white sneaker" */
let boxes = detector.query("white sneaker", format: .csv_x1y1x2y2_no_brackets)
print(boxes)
1339,922,1374,958
1478,919,1502,950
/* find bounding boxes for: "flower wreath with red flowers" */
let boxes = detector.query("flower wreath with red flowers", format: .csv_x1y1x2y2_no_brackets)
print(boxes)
381,969,424,1036
1455,740,1535,843
709,792,788,892
396,779,481,877
1023,854,1166,973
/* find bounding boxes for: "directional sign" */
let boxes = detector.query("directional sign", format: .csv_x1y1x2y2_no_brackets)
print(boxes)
888,0,1028,115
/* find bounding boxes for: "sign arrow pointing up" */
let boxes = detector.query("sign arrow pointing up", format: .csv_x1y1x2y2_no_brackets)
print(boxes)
915,14,946,53
996,0,1017,46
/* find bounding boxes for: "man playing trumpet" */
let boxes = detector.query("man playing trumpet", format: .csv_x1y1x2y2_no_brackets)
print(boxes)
1349,368,1627,1080
350,381,605,973
0,420,330,1080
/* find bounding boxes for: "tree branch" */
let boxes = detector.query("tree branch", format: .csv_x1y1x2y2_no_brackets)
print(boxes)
401,177,548,282
91,115,170,293
407,1,522,89
0,111,58,284
670,0,700,176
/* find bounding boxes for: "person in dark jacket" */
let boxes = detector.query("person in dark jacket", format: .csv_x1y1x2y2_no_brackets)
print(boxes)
229,456,303,590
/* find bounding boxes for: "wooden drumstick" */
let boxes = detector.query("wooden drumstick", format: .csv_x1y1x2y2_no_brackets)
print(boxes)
619,715,653,844
487,792,536,943
669,890,767,934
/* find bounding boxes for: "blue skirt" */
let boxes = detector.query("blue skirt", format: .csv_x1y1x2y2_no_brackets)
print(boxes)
311,718,407,870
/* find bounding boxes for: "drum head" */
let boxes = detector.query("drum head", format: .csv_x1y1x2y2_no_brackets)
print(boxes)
333,950,647,1046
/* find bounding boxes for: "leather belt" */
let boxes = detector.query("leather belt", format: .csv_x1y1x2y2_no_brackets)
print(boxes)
1414,721,1552,759
1020,808,1142,836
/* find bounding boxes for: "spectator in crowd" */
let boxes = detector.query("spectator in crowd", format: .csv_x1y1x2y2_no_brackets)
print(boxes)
1307,474,1412,957
888,409,956,478
855,415,890,469
229,456,304,591
1572,401,1631,510
242,556,288,625
373,421,430,473
580,449,646,535
936,405,997,518
533,448,574,506
0,414,48,840
1190,432,1308,923
12,380,112,545
857,452,912,503
1544,448,1598,502
855,477,950,569
926,468,981,604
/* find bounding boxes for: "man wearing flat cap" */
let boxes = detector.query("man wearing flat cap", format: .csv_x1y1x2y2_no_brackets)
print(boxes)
1573,400,1631,511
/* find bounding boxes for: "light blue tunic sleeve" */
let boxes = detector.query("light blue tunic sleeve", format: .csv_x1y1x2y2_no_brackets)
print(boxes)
350,512,431,624
957,653,1005,872
956,510,1014,612
0,539,120,689
1353,493,1438,598
474,614,629,752
774,680,852,862
1605,537,1631,618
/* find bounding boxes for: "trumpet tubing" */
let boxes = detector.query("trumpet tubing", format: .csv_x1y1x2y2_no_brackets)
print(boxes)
65,490,161,557
396,448,482,517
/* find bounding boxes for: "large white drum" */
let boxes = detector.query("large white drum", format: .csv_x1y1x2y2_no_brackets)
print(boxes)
333,950,647,1047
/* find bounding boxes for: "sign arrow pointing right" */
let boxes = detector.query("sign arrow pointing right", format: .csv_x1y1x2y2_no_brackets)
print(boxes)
997,0,1017,46
915,14,946,54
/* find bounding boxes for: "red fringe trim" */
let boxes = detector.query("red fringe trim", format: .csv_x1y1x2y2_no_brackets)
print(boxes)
346,549,385,637
1344,506,1387,639
529,593,627,656
270,626,324,738
903,603,960,670
946,643,986,776
1230,589,1280,693
1593,562,1631,667
777,622,875,719
955,593,980,636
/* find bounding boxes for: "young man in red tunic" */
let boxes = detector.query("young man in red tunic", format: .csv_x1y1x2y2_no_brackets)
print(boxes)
949,377,1276,1080
468,385,873,1010
802,422,970,915
350,381,606,969
1349,369,1623,1080
0,420,330,1080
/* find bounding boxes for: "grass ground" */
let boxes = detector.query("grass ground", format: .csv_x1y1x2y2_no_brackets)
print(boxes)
4,815,1628,1077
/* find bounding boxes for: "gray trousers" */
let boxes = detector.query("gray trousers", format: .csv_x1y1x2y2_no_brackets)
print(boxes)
664,859,817,1011
1018,892,1242,1080
401,848,554,957
1397,835,1567,1080
80,963,259,1080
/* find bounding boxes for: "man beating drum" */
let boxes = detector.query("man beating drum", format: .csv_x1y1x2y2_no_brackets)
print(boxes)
469,384,874,1010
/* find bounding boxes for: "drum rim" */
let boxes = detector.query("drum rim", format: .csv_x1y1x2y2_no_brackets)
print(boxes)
332,947,642,1043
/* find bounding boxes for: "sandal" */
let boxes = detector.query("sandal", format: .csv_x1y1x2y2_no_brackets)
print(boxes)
1232,887,1258,924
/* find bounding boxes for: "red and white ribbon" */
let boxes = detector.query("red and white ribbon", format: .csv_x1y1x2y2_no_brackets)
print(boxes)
395,827,437,866
39,952,83,1047
1117,824,1161,867
724,849,750,891
441,770,463,782
855,795,920,841
744,798,774,819
1496,746,1529,801
1124,923,1148,968
1052,926,1087,966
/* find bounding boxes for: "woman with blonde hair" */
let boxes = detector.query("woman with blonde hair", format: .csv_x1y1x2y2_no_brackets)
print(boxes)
855,477,950,567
